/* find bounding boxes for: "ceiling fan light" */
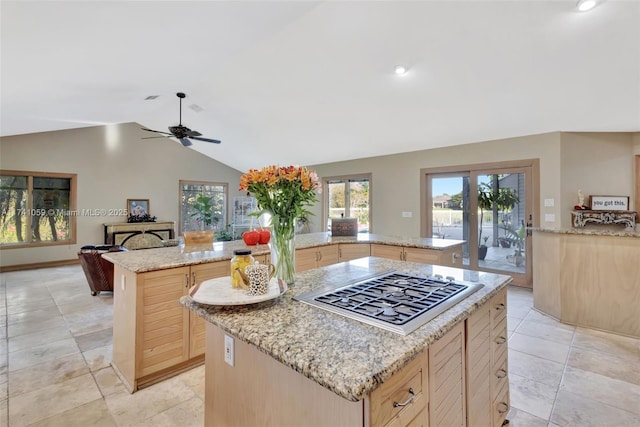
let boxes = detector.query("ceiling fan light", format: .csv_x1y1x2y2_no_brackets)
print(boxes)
576,0,598,12
394,65,408,76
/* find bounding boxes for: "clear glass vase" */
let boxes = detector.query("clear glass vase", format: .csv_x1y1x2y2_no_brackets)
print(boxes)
270,216,296,285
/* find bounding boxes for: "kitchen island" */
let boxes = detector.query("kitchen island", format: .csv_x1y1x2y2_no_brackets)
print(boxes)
103,233,465,393
180,257,512,427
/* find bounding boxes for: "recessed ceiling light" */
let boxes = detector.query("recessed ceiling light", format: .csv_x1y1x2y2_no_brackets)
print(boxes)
394,65,408,76
576,0,598,12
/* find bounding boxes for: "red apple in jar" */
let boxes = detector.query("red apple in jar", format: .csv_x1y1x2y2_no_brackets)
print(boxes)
258,229,271,244
242,230,260,246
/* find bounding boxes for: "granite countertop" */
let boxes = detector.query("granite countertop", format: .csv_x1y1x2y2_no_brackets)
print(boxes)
103,232,465,273
533,227,640,238
180,256,511,402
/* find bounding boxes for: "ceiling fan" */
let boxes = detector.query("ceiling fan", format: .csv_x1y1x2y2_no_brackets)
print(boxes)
142,92,221,147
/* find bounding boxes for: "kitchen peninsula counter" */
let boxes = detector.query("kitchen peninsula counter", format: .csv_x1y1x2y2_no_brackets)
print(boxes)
533,228,640,338
181,257,512,426
103,232,465,273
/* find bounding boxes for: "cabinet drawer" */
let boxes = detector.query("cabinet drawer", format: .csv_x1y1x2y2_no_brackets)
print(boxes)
493,380,510,427
491,355,509,400
490,288,507,328
370,351,428,427
491,317,508,365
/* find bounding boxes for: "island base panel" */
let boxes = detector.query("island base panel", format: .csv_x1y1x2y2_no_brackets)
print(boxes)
205,324,364,426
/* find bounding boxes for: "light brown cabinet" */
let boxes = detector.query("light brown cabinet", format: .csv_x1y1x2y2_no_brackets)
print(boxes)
370,243,462,267
465,288,509,427
429,321,466,427
489,288,509,426
295,245,340,272
465,300,492,427
338,243,371,262
112,260,228,392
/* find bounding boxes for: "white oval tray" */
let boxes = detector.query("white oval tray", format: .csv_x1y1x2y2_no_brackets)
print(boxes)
188,275,287,306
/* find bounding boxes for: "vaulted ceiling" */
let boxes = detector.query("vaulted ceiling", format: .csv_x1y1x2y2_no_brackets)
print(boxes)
1,1,638,172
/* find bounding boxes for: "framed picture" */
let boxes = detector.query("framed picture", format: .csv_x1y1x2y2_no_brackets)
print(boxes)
589,195,629,211
127,199,150,217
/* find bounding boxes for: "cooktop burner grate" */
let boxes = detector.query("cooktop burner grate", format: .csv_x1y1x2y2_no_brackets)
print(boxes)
294,271,483,335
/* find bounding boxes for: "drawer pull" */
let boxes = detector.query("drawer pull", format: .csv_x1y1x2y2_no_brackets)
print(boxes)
393,388,415,408
497,402,509,414
495,336,507,344
496,369,507,379
495,303,506,311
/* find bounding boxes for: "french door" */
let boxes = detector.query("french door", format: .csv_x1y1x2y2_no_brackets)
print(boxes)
422,161,537,288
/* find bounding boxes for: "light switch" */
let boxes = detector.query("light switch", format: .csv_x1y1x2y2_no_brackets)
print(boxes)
120,275,126,291
402,212,413,218
544,198,555,207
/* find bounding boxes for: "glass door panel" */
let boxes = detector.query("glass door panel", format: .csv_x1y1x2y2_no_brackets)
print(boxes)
430,175,470,266
476,172,526,276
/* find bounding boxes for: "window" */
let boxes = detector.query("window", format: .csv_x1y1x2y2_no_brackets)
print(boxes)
0,171,76,248
179,180,228,237
324,174,371,233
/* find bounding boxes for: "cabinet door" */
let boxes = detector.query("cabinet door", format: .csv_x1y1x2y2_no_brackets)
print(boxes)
465,303,492,427
371,244,404,261
296,247,320,272
404,247,441,265
317,245,339,267
189,261,229,358
429,321,466,427
339,243,371,262
138,267,190,377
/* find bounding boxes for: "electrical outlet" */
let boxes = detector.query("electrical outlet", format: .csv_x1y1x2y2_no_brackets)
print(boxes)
402,211,413,218
545,213,555,222
224,334,234,366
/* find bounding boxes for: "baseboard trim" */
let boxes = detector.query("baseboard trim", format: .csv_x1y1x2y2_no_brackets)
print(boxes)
0,258,79,273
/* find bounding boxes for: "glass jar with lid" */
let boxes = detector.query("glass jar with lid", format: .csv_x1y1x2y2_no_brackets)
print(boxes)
230,249,254,288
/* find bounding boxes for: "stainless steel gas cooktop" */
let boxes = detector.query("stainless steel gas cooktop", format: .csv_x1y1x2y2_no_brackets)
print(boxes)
294,271,483,335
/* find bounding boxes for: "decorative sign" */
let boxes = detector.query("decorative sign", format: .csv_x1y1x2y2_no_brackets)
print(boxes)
589,195,629,211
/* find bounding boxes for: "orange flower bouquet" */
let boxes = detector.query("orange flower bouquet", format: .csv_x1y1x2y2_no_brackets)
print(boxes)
239,165,321,284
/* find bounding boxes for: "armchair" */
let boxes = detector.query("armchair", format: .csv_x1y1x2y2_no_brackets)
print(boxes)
78,245,128,295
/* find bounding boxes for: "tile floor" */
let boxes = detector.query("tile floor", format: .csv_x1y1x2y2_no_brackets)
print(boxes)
0,265,639,426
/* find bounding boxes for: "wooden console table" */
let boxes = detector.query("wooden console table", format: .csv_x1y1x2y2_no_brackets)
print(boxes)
571,210,636,229
104,221,175,250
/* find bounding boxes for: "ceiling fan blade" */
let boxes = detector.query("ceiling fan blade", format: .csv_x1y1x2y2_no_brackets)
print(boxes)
185,129,202,137
142,127,172,135
190,136,221,144
179,137,193,147
141,136,169,140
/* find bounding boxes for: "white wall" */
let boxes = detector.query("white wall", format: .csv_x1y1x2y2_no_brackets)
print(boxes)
0,122,245,267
